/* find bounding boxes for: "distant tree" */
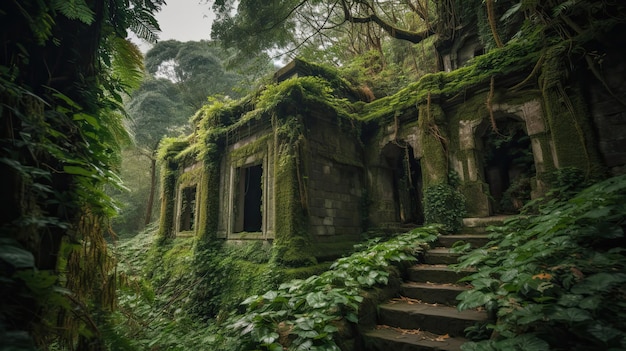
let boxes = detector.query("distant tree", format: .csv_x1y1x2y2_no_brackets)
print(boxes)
124,77,189,228
145,40,273,107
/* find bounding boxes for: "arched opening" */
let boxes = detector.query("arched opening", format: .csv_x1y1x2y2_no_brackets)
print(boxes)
481,117,534,214
382,143,424,224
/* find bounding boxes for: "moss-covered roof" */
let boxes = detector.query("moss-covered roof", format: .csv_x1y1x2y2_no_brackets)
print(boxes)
356,36,541,122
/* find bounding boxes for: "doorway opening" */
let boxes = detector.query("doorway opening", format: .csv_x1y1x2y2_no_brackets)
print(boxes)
383,143,424,224
482,118,534,213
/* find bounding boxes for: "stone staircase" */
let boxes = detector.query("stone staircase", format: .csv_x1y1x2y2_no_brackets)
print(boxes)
361,217,506,351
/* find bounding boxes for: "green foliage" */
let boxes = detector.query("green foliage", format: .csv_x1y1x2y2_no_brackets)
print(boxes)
423,172,466,233
0,0,164,348
455,175,626,350
220,226,440,350
112,225,219,350
188,240,279,319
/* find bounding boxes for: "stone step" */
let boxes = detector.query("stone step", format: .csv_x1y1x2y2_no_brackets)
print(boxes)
423,248,461,265
378,300,488,337
401,282,468,306
407,264,474,284
362,326,468,351
436,234,490,249
462,215,511,234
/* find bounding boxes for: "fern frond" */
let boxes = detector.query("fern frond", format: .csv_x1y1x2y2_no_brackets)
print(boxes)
500,2,522,22
552,0,578,17
129,7,161,43
52,0,95,24
110,37,145,91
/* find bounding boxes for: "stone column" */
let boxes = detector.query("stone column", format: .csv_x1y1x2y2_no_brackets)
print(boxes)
458,119,491,217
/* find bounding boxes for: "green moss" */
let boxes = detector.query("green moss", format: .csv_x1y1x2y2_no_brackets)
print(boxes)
272,141,316,267
418,102,449,187
230,134,273,167
195,154,221,241
309,239,361,262
357,37,541,123
178,166,202,188
538,44,605,179
282,262,333,281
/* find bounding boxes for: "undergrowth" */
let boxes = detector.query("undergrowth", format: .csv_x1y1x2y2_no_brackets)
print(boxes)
217,225,440,351
110,222,440,350
455,174,626,350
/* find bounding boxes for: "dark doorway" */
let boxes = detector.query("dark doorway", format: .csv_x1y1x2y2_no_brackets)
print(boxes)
235,164,263,233
482,119,534,213
383,143,424,224
179,185,197,231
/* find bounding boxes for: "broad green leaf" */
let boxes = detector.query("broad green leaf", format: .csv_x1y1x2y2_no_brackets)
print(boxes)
63,165,93,177
550,307,592,322
498,334,549,351
571,273,626,294
557,294,582,307
260,332,279,344
306,291,327,309
579,295,602,310
499,269,518,282
263,290,278,301
0,244,35,268
268,344,284,351
73,112,100,129
587,322,622,343
345,312,358,323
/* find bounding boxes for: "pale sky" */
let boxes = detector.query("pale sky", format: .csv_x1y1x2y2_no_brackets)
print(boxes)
130,0,215,52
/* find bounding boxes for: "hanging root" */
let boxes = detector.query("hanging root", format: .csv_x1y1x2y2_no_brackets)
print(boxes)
486,0,504,48
487,76,501,135
510,54,544,92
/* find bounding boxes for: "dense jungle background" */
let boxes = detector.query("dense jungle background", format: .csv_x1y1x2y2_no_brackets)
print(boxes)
1,1,625,350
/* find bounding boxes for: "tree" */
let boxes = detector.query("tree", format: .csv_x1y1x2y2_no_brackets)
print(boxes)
210,0,454,61
124,77,189,228
0,0,162,348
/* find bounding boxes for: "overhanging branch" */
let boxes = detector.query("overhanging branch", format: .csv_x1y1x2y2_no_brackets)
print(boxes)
341,0,434,43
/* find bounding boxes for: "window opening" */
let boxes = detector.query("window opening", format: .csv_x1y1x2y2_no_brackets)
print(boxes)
234,164,263,233
179,185,197,231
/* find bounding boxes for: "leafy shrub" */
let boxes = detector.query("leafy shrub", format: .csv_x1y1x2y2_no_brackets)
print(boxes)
455,174,626,350
423,173,466,233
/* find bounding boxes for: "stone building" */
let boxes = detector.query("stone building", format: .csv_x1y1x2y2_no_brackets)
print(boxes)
157,40,626,265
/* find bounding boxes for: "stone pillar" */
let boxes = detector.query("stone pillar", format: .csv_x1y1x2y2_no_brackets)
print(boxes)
458,119,491,217
418,102,448,187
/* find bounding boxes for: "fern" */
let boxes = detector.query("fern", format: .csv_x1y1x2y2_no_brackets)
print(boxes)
110,37,146,92
552,0,578,17
52,0,95,25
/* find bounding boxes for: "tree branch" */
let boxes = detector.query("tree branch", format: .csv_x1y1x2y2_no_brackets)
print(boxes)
341,0,434,43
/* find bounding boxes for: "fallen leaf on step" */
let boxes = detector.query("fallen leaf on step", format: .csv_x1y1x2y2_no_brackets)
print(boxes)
435,334,450,341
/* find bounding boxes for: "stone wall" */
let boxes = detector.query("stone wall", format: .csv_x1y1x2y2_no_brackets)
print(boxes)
583,48,626,175
304,114,364,239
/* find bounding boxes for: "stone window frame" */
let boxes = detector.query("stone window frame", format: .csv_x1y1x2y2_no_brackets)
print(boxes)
176,183,198,236
227,156,269,240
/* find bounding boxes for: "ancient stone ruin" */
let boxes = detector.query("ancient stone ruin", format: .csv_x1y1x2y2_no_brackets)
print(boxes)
157,35,626,265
